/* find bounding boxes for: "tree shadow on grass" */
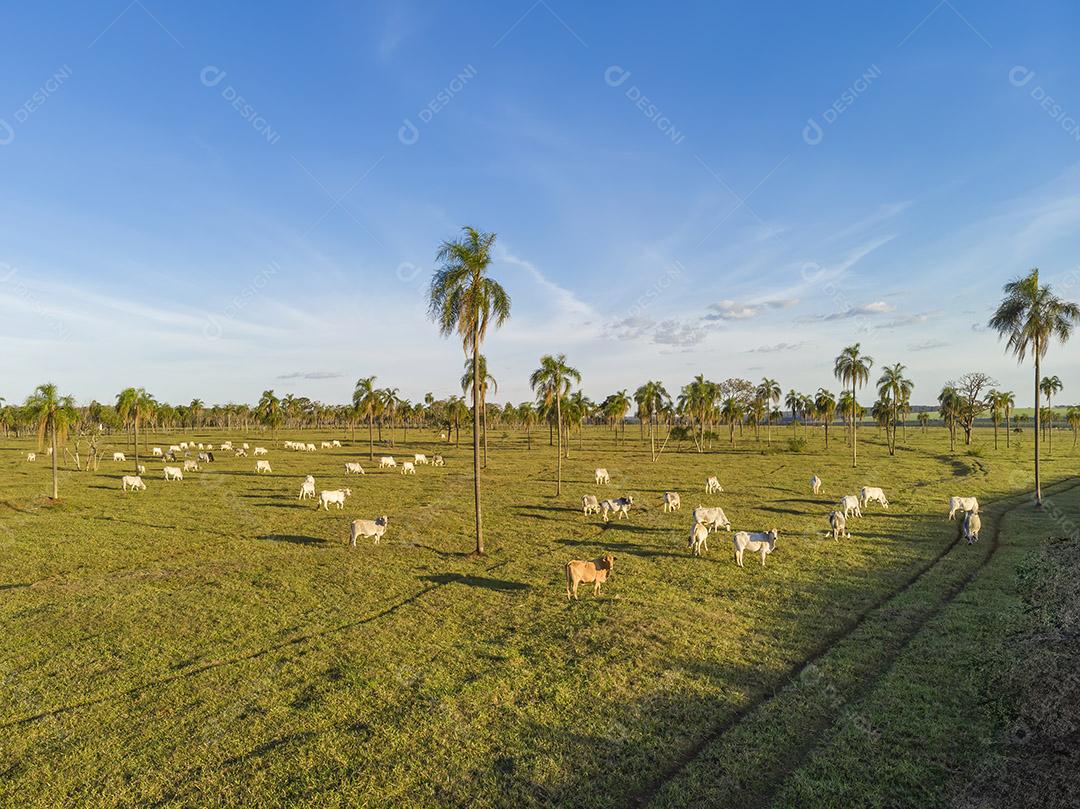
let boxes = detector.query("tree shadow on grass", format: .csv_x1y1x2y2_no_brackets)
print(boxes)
419,573,529,591
256,534,327,546
554,537,684,560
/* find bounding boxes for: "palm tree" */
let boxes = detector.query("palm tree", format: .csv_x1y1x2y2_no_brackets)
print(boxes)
989,268,1080,504
116,387,155,472
720,397,743,447
876,362,912,456
938,386,962,452
986,389,1015,451
917,412,930,433
634,380,671,461
757,378,781,445
189,398,204,431
256,390,282,437
784,389,801,434
1039,375,1063,454
462,355,497,467
1067,406,1080,449
815,388,837,448
353,377,379,460
607,389,631,445
380,387,400,447
25,383,77,499
834,344,873,467
518,402,537,450
530,354,580,494
429,226,511,555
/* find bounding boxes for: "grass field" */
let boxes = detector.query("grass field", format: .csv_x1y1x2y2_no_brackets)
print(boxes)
1,425,1074,807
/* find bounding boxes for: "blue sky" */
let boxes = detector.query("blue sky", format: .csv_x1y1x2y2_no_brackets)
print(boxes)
2,1,1080,407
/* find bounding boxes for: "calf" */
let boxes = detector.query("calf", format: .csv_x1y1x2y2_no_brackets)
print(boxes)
811,474,822,495
299,476,316,500
600,496,633,522
733,529,779,567
121,475,146,492
595,468,610,485
705,476,723,494
350,516,389,546
839,495,862,519
688,521,709,556
163,466,184,481
860,486,889,509
829,510,849,540
344,462,365,475
582,494,600,515
963,511,982,544
565,554,615,600
662,491,681,513
948,496,979,520
319,488,352,510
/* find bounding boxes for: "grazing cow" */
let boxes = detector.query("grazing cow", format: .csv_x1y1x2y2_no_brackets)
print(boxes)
163,466,184,481
860,486,889,509
963,511,982,544
705,476,723,494
234,448,247,457
220,442,233,451
183,459,199,472
206,444,214,451
400,461,416,475
254,460,272,474
197,443,205,451
242,443,249,450
122,475,147,491
319,488,351,510
948,496,980,520
298,476,316,500
733,529,779,567
198,452,213,463
350,516,389,546
168,445,182,454
112,452,126,462
331,440,342,447
688,522,709,556
26,453,36,462
600,496,633,522
839,495,862,519
811,474,823,495
565,554,615,600
379,456,397,469
662,491,681,513
829,510,849,540
432,455,445,467
582,495,600,515
414,453,429,465
595,468,611,485
344,462,365,475
164,451,177,462
321,441,332,449
693,506,732,533
305,443,317,452
253,447,268,456
152,447,163,457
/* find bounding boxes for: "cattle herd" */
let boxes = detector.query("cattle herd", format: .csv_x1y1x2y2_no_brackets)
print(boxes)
25,440,984,598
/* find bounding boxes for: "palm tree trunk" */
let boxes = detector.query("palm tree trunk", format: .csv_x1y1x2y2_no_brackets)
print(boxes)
1034,351,1042,505
1006,410,1011,447
482,397,488,469
50,418,59,499
555,391,563,495
851,383,858,468
368,416,374,460
134,419,141,474
471,343,484,554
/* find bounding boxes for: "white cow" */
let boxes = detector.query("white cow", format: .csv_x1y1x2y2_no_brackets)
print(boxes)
400,461,416,475
705,476,723,494
152,447,163,457
688,521,710,556
733,529,779,567
948,496,980,520
253,447,268,456
414,453,429,465
319,488,351,510
811,474,822,495
180,442,189,450
183,459,200,472
379,456,397,469
582,494,600,515
600,496,633,522
829,510,849,540
321,441,332,449
693,506,732,533
136,464,146,475
963,511,982,544
220,441,233,451
432,455,445,467
839,495,862,519
662,492,681,513
298,475,316,500
254,460,272,474
350,516,388,546
344,462,365,475
26,453,36,462
242,443,249,450
168,445,182,454
595,468,611,485
331,440,342,447
305,443,317,452
112,452,126,462
163,466,183,481
234,448,247,457
122,475,146,492
206,444,214,451
860,486,889,509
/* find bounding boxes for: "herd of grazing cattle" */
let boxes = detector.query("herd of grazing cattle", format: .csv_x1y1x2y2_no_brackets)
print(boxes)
23,439,983,599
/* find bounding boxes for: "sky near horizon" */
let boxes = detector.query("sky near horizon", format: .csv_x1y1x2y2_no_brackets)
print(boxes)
2,1,1080,408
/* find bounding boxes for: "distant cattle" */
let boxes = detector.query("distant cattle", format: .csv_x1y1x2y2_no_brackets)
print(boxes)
379,457,397,469
829,510,849,540
688,522,709,556
811,474,822,495
733,530,779,567
121,475,146,492
319,488,351,510
331,440,342,447
401,461,416,475
299,475,316,500
662,492,681,512
163,466,183,481
839,495,862,519
705,476,723,494
860,486,889,509
595,468,610,485
344,462,365,475
183,459,199,472
350,516,389,546
26,453,35,462
600,496,633,522
112,452,126,462
253,447,268,456
152,447,163,457
414,454,429,465
432,455,445,467
565,554,615,600
254,460,272,474
582,495,600,515
693,506,732,533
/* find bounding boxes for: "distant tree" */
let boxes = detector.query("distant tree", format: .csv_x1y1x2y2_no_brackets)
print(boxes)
256,389,282,437
917,412,930,432
634,380,671,461
1067,406,1080,449
946,371,996,445
834,344,873,467
876,362,913,456
531,354,580,495
814,388,837,448
25,383,77,499
1039,375,1062,453
116,387,155,471
720,397,744,447
938,386,962,452
462,356,496,467
985,389,1013,450
756,377,781,445
989,268,1080,504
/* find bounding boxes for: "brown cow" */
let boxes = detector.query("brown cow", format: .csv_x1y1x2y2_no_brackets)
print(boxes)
565,554,615,600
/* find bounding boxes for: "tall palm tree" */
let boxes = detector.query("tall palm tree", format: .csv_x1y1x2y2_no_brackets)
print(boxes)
756,378,781,445
989,268,1080,504
719,397,743,447
462,355,497,467
353,377,379,460
1039,375,1062,454
784,389,801,434
256,390,282,437
530,354,581,494
938,386,962,452
634,380,671,461
518,402,537,450
815,388,837,448
25,383,77,499
833,344,873,467
116,387,155,472
1067,406,1080,449
189,398,204,431
607,389,631,445
917,412,930,433
876,362,913,456
380,387,400,447
429,226,511,554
